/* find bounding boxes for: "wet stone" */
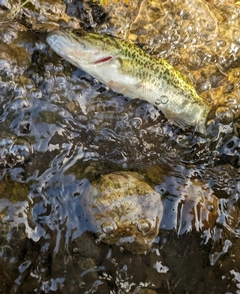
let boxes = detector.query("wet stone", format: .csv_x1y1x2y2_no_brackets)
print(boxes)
81,171,163,254
0,176,28,201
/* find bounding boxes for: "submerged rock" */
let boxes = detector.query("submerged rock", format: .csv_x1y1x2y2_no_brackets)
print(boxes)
80,167,219,259
81,171,163,254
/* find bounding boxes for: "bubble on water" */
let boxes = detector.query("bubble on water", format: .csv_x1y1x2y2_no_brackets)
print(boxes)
189,53,202,68
44,71,51,79
57,82,67,91
131,117,142,129
155,99,161,106
72,247,79,253
0,136,32,167
176,134,192,148
31,88,43,99
216,94,240,122
55,74,67,91
212,150,219,158
122,113,128,121
0,138,13,166
129,136,139,146
125,0,219,59
215,106,234,125
54,64,64,72
0,59,11,71
24,79,35,90
10,96,30,110
160,95,169,104
42,76,54,94
9,138,33,165
199,79,212,91
101,221,116,234
50,93,61,103
233,30,240,45
31,72,43,84
79,281,86,288
137,218,151,233
13,86,27,97
19,260,31,274
44,62,54,71
139,129,147,138
216,39,227,49
207,204,215,212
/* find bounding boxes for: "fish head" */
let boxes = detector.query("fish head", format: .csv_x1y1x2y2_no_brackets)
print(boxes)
46,30,121,69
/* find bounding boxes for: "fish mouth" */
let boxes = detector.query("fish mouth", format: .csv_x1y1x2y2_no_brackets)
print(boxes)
46,30,74,59
47,30,117,66
47,30,67,47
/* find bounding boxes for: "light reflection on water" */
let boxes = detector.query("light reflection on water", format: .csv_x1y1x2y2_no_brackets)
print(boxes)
0,0,240,293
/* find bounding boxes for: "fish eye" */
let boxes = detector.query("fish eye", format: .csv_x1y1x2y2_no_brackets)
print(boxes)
137,218,151,233
101,221,116,234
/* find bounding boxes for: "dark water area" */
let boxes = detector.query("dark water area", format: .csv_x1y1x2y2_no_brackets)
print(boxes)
0,0,240,293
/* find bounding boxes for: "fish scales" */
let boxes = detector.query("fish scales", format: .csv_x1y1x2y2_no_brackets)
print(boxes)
47,30,210,134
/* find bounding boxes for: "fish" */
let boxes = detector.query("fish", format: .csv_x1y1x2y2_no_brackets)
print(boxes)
46,30,210,134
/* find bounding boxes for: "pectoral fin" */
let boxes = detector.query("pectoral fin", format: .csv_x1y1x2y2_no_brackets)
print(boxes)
168,117,190,130
169,117,207,135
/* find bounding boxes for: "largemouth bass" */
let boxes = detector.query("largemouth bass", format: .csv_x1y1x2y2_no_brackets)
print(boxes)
47,30,210,134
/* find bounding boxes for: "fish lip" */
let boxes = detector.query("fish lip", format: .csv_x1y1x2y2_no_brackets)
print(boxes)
46,29,89,66
47,29,86,51
47,29,67,44
46,30,70,53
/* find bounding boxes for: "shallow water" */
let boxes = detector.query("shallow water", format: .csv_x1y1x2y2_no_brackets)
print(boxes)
0,0,240,293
